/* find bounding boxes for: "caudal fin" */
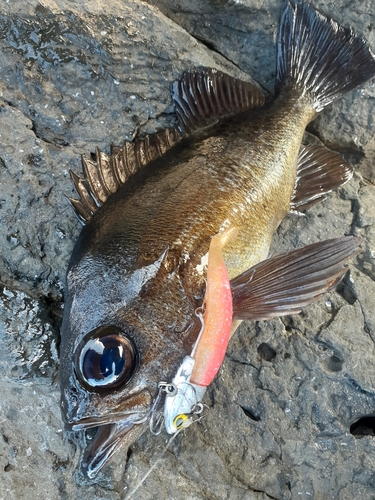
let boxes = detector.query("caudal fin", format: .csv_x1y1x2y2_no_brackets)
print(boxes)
276,1,375,111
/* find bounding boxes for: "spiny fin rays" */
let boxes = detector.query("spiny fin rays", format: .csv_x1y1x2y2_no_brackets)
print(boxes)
67,126,183,224
66,68,265,224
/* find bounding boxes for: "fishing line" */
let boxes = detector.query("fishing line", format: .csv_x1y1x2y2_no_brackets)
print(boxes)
123,429,182,500
123,410,209,500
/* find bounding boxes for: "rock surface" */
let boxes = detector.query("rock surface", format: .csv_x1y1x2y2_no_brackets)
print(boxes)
0,0,375,499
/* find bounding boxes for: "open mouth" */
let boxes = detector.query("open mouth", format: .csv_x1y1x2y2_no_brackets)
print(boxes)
81,420,150,478
63,388,154,477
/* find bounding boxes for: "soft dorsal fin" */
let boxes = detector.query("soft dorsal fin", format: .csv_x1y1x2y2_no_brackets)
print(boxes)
291,143,353,213
67,69,265,224
173,68,265,134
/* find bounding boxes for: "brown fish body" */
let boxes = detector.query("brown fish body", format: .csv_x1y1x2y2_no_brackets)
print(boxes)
60,1,375,478
83,89,314,291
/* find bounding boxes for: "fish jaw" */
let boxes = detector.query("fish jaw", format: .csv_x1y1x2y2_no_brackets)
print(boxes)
81,421,149,479
61,378,153,477
62,377,153,430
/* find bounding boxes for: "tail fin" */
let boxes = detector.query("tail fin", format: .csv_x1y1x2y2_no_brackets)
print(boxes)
276,1,375,111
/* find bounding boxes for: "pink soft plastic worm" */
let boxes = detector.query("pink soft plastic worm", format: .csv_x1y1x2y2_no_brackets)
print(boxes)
190,227,238,387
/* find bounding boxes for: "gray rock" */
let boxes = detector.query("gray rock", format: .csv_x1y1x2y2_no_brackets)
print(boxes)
0,0,375,499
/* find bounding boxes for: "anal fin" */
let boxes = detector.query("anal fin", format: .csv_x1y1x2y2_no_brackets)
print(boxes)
291,144,353,212
230,237,361,321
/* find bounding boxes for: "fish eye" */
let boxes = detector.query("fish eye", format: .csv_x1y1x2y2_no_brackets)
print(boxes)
75,326,138,391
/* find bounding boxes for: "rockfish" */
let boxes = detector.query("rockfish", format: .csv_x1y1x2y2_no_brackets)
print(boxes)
60,1,375,477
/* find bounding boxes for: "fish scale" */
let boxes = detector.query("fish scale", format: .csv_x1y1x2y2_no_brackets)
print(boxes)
137,104,307,280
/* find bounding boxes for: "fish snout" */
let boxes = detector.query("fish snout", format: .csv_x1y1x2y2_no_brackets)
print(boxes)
61,380,153,430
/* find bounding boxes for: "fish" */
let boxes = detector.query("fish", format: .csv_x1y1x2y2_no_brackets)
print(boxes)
59,1,375,478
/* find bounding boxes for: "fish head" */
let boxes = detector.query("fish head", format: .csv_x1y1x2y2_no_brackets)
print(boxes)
60,238,201,477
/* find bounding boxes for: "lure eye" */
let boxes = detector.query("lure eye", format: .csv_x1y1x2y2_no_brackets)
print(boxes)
173,413,189,430
76,326,138,391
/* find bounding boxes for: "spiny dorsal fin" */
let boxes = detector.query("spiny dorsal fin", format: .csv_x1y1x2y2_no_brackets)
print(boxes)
67,126,183,224
173,68,265,134
67,69,265,224
290,143,353,213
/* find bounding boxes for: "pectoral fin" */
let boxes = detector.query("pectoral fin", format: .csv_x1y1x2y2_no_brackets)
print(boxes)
230,237,361,321
291,144,353,212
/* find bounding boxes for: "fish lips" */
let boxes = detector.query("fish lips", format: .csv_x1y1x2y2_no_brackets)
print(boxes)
63,387,153,477
81,420,149,479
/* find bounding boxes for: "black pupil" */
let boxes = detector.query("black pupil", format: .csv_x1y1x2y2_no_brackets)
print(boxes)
99,346,125,378
78,330,136,389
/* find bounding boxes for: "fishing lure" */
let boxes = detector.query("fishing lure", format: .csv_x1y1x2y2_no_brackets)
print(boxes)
163,227,238,433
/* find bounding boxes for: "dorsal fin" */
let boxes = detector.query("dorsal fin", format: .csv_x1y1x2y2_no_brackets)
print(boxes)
173,68,265,134
67,69,265,224
66,126,183,224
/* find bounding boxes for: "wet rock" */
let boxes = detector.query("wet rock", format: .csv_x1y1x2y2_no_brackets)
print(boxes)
0,0,375,499
0,285,60,379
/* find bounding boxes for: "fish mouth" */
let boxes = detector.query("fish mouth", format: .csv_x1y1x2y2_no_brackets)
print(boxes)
63,388,154,477
68,409,150,431
81,419,149,478
63,386,153,427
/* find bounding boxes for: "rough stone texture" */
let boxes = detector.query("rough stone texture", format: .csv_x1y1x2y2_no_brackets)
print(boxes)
0,0,374,499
